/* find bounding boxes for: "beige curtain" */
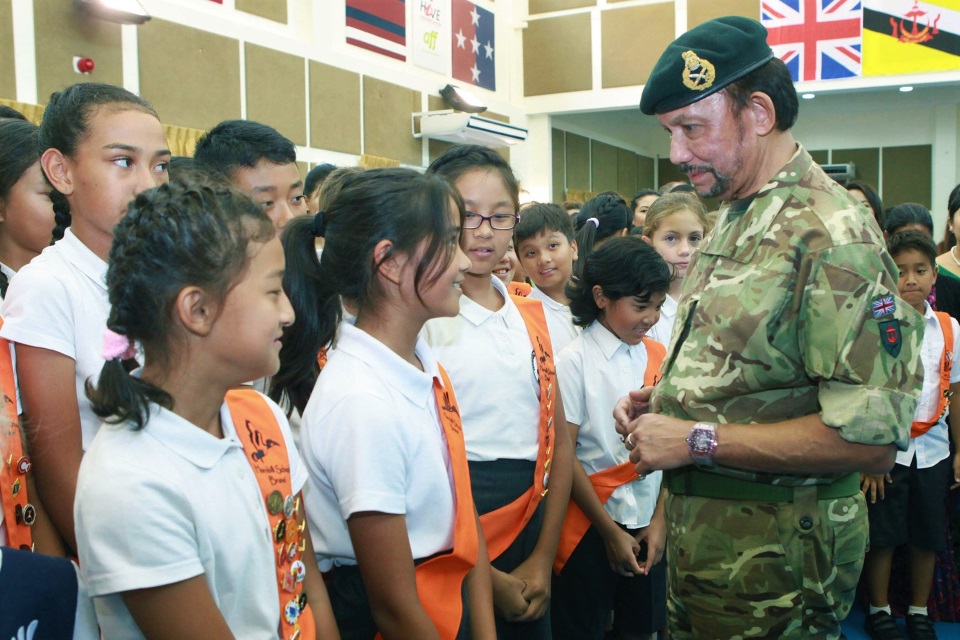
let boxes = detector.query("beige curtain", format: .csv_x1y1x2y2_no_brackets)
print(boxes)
359,154,401,169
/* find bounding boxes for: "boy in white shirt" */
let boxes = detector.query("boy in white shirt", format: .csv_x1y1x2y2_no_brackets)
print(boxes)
862,230,960,640
515,203,580,352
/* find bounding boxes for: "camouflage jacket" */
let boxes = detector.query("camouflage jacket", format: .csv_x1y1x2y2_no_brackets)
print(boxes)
651,146,923,486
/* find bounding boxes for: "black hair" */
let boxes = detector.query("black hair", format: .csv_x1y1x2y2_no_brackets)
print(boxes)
887,229,937,270
193,119,297,180
669,184,697,194
938,183,960,254
567,236,671,327
270,168,464,415
629,189,659,212
514,202,574,246
0,119,41,202
572,191,629,276
0,105,27,121
426,144,520,212
724,57,799,131
884,202,933,237
86,179,274,429
846,180,884,229
39,82,157,244
304,163,337,201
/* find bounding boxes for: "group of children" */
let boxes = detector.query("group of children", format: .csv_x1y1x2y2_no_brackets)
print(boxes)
0,78,956,640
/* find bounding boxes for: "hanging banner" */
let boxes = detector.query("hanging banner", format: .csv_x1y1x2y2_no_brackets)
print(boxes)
452,0,496,91
414,0,451,75
863,0,960,75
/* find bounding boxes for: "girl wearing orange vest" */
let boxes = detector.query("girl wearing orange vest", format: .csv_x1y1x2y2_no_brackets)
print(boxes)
551,236,671,640
423,145,574,640
273,168,495,640
75,181,338,639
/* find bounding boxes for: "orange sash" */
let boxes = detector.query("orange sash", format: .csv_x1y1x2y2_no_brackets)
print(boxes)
912,311,954,438
477,296,556,561
553,337,665,573
508,281,532,297
226,389,316,640
374,365,479,640
0,316,33,550
316,346,328,370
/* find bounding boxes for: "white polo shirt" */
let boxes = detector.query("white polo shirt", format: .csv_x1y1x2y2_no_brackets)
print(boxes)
528,286,580,353
647,293,678,351
301,323,456,572
0,229,111,449
75,392,304,639
897,302,960,469
557,321,661,527
422,276,541,462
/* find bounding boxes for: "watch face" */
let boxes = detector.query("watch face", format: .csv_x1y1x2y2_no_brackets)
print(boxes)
690,429,711,453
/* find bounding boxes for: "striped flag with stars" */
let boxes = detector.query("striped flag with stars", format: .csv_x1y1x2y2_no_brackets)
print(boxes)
452,0,496,91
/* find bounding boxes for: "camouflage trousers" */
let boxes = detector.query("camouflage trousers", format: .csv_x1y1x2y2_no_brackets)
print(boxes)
665,488,868,639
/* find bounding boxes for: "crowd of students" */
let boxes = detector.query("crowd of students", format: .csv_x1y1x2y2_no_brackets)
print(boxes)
0,80,958,640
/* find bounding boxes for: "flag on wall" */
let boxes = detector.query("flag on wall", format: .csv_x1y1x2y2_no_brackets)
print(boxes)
452,0,496,91
761,0,863,81
863,1,960,75
346,0,407,62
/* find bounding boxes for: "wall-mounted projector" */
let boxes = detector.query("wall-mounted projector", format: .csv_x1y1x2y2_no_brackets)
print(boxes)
413,110,528,148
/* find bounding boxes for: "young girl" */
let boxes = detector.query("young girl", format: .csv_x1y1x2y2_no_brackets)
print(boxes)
424,144,573,640
0,83,171,554
0,119,55,298
552,236,670,640
75,179,337,639
572,192,629,277
274,168,495,640
642,192,708,349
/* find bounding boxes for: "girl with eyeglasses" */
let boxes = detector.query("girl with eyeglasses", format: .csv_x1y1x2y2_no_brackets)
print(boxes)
423,144,573,640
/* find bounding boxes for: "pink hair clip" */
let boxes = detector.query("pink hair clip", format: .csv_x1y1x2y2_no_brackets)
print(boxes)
102,329,137,361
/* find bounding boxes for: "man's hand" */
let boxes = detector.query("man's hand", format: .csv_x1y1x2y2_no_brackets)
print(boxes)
613,387,655,437
623,413,696,475
860,472,892,503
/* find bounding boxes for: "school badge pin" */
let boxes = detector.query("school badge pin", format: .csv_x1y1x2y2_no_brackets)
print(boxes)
681,50,715,91
879,319,903,357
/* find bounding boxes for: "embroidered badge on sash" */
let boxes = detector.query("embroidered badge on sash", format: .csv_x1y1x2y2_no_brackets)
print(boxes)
879,319,903,357
872,295,896,319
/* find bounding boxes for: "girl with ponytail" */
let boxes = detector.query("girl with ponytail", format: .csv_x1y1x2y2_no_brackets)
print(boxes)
76,179,337,639
0,82,170,553
572,192,630,277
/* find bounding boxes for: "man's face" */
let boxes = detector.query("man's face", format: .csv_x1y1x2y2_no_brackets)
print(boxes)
657,92,754,201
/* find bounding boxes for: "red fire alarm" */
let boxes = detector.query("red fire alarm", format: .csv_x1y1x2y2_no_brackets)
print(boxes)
74,57,95,74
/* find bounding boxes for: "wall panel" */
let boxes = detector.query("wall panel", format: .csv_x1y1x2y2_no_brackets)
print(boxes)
0,2,15,99
309,61,361,155
591,140,619,193
601,4,674,88
883,145,932,209
524,14,592,96
566,133,590,191
245,44,306,146
362,77,422,166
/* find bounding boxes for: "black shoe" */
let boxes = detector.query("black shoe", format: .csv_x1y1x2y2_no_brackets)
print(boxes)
865,610,905,640
906,613,937,640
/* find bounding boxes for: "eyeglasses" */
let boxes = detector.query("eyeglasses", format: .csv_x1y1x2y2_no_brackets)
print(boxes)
463,212,519,230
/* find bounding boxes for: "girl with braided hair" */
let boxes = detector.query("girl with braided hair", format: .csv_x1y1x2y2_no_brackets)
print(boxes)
76,179,337,640
572,192,630,277
0,82,170,554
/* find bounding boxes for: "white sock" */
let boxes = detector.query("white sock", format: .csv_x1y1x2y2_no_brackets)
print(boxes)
908,605,929,617
870,605,892,615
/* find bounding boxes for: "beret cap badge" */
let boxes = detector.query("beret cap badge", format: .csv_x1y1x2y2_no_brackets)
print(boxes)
681,51,715,91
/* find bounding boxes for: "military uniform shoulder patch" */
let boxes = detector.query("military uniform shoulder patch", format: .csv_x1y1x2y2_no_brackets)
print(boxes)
879,319,902,357
871,295,896,319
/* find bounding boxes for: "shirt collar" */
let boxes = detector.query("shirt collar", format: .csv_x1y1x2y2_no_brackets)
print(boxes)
585,320,630,360
923,301,936,321
459,275,508,327
145,402,242,469
529,287,567,311
0,262,15,283
336,322,439,407
58,228,108,291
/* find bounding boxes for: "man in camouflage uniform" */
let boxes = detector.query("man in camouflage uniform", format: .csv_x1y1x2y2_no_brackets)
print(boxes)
615,16,924,639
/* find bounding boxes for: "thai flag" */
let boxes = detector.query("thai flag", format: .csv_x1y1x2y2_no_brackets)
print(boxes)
762,0,863,81
346,0,407,62
452,0,496,91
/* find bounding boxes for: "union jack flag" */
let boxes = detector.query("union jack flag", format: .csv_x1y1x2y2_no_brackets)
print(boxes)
761,0,863,81
872,295,896,318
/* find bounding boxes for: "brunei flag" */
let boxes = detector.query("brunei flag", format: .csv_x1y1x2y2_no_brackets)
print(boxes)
863,0,960,75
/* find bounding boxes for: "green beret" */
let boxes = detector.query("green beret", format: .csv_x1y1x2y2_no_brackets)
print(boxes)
639,16,774,116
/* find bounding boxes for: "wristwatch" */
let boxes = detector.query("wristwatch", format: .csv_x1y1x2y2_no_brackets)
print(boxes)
686,422,718,467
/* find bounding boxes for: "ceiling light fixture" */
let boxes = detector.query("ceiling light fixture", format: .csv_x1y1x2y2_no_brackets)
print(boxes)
899,86,914,92
801,93,815,100
75,0,151,25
